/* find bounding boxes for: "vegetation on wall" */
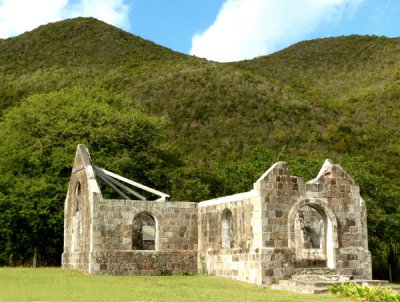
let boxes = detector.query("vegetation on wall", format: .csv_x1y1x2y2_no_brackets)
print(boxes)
0,17,398,280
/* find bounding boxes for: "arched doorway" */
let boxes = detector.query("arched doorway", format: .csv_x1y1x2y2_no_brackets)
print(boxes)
132,212,156,250
294,205,325,267
288,199,337,269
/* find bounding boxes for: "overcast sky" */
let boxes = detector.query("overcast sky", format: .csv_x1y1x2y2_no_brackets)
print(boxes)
1,0,399,62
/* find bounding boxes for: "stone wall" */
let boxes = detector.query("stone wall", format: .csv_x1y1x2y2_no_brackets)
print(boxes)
198,192,265,285
62,145,199,276
92,199,198,251
63,145,372,284
303,160,372,279
62,145,99,272
92,250,197,275
260,248,295,282
89,199,198,275
255,162,304,249
254,162,302,283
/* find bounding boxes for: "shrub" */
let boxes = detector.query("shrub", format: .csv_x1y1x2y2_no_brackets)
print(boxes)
329,282,400,302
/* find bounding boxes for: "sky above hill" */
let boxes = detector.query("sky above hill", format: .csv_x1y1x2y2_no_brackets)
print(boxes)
1,0,399,62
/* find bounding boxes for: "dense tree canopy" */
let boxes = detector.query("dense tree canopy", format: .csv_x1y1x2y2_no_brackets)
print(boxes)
0,87,182,265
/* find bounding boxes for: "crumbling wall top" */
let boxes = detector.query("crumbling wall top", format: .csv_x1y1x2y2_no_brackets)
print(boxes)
307,159,356,186
72,144,101,194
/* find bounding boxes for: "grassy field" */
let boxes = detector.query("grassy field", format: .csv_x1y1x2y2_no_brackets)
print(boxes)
0,268,351,302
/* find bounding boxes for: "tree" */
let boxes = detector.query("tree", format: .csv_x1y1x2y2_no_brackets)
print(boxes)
340,156,400,282
0,87,182,265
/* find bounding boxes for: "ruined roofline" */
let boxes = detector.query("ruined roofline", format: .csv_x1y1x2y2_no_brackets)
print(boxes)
93,166,170,201
198,190,260,207
200,159,358,207
199,162,291,207
253,158,357,187
255,161,287,184
73,144,101,195
74,144,170,202
74,143,357,203
307,159,334,184
307,159,356,185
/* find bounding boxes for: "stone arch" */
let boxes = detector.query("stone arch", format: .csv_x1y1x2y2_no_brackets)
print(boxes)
288,199,338,269
221,209,234,249
132,212,157,251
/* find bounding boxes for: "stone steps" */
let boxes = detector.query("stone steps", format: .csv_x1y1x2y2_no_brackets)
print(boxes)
291,273,353,282
271,279,393,294
292,267,337,275
270,268,394,294
270,279,333,294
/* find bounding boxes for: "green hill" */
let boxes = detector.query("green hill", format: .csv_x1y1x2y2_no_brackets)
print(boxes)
0,18,313,161
0,17,186,110
0,18,399,277
233,35,400,181
1,19,399,178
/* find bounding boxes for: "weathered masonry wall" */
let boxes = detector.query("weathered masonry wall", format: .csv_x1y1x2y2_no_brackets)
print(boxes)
90,199,198,275
302,161,371,278
62,145,99,272
255,163,301,283
62,145,198,276
196,160,371,285
92,250,197,275
62,145,372,285
198,192,264,285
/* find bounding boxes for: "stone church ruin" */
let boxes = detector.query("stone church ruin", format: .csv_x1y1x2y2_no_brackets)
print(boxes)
62,144,372,289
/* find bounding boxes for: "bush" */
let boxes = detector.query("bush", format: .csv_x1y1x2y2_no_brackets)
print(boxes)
329,282,400,302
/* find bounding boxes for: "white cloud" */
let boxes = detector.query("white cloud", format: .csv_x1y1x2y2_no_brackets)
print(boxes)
190,0,364,62
66,0,130,29
0,0,130,39
0,0,67,38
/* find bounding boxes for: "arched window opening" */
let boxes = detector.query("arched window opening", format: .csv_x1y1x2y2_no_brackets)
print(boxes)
221,209,234,249
75,182,82,213
132,213,156,250
73,182,82,252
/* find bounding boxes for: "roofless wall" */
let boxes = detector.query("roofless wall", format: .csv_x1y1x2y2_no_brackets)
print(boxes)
62,145,371,285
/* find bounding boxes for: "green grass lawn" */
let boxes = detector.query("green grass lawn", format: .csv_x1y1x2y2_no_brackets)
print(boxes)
0,268,350,302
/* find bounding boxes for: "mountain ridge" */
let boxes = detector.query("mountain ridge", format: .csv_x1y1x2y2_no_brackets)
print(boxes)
0,17,399,181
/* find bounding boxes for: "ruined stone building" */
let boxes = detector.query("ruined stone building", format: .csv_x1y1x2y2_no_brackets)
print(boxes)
62,145,372,287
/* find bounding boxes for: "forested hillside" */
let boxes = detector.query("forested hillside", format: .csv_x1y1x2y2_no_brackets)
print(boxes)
0,17,398,281
234,35,400,182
